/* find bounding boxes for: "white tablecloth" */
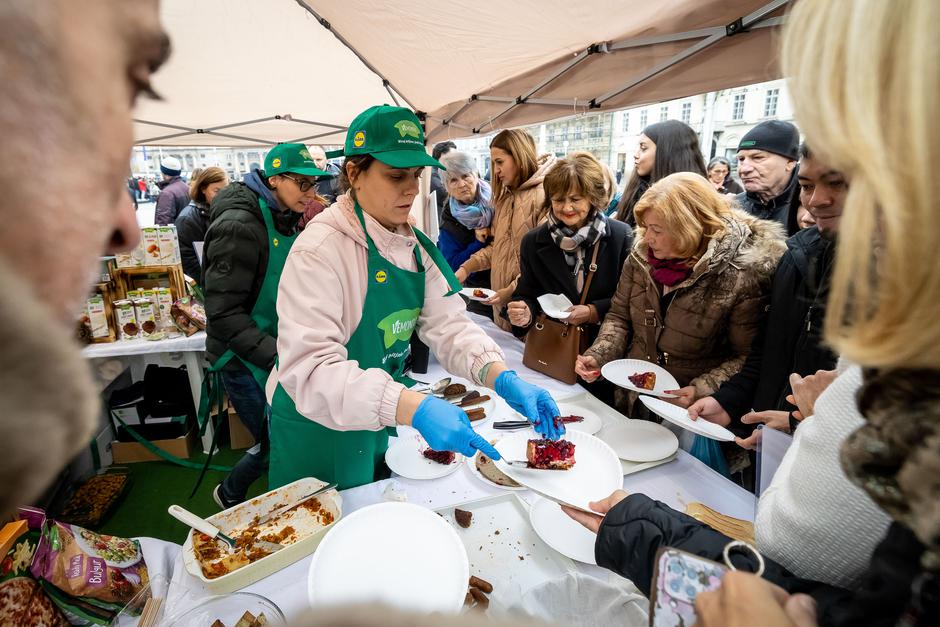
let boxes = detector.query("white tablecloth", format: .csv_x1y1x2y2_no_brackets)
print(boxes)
81,331,206,358
147,313,757,620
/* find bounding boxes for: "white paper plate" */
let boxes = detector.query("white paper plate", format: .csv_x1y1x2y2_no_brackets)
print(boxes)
385,434,463,480
599,420,679,462
460,287,495,301
601,359,680,398
494,430,623,513
308,502,468,613
464,451,528,492
528,498,598,565
554,402,603,435
536,293,574,320
639,396,736,442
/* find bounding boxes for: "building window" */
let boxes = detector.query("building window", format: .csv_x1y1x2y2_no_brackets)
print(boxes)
764,88,779,117
732,93,746,120
681,102,692,124
574,125,582,139
659,105,669,122
639,109,648,129
622,112,630,132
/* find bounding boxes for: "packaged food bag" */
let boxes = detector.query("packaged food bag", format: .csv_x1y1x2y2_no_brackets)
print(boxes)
21,507,149,625
0,519,69,626
171,296,206,336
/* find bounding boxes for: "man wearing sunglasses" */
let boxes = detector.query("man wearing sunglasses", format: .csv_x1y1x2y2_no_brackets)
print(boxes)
203,143,332,508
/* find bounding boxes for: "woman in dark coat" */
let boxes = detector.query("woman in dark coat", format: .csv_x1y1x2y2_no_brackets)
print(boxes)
507,151,632,402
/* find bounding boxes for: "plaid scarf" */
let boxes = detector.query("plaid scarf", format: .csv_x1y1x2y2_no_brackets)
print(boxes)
547,210,607,292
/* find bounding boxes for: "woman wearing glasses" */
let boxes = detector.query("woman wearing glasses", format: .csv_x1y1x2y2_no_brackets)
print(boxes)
202,143,332,509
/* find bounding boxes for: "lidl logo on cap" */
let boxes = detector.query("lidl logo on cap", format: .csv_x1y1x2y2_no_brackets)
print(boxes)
272,158,282,168
353,131,366,148
374,270,387,283
273,238,279,247
393,120,421,139
376,308,421,349
299,148,313,160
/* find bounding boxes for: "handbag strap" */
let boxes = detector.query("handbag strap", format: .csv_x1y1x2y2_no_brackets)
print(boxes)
577,242,602,306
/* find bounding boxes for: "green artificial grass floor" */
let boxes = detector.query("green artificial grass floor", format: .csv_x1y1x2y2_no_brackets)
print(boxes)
97,446,268,544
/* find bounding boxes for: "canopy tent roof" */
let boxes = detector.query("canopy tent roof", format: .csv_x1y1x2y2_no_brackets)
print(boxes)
134,0,793,148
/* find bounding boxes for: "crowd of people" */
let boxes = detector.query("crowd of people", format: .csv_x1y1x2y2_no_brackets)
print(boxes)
0,0,937,625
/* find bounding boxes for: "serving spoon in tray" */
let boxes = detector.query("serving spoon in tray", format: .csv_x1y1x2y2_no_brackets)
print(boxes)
168,505,283,554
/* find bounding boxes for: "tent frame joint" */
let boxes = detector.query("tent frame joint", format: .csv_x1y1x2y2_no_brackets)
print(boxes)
726,17,746,36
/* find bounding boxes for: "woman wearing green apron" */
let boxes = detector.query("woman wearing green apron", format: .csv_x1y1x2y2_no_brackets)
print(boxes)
202,143,332,508
267,105,565,490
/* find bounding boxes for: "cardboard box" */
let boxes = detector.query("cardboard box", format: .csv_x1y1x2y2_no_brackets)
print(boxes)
113,299,139,339
110,427,198,464
154,287,174,329
228,409,256,450
86,294,110,339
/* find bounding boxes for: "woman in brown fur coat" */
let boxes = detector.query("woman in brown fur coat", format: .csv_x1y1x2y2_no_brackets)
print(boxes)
576,172,786,418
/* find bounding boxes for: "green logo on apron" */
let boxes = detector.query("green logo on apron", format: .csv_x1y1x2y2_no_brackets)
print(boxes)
376,308,421,349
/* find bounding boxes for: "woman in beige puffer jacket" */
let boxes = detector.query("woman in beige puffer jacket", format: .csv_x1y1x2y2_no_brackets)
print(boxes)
457,129,556,331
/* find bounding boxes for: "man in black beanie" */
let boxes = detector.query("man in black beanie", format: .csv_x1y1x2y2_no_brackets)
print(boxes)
735,120,801,233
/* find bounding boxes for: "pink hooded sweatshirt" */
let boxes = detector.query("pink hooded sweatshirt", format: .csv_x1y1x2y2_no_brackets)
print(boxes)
268,194,505,431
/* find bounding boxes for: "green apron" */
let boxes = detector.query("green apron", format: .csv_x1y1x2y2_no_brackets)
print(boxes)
268,202,460,490
197,198,297,434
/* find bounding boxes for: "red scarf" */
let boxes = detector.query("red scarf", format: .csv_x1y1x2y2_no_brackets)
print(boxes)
646,248,692,287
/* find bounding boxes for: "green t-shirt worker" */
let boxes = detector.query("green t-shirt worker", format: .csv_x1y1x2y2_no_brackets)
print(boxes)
266,105,566,490
202,143,332,509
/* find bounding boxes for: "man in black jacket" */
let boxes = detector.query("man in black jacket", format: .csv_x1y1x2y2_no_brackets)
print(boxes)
688,144,845,443
203,143,330,508
734,120,801,234
430,141,455,219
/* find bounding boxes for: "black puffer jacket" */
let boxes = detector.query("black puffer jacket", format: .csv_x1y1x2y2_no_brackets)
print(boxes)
735,168,799,235
712,226,838,432
203,171,300,370
596,495,938,626
174,200,210,285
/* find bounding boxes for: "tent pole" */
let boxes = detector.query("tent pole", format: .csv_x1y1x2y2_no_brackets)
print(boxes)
294,0,417,111
592,0,792,107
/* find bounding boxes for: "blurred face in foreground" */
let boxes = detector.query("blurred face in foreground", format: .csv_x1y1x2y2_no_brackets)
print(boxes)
0,0,170,321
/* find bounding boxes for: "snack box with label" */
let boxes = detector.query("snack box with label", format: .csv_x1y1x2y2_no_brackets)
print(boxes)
141,226,161,265
158,225,181,264
85,295,111,340
113,299,139,340
132,299,158,338
154,287,175,329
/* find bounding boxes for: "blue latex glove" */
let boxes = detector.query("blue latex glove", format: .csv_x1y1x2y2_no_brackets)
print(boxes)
494,370,564,440
411,396,502,460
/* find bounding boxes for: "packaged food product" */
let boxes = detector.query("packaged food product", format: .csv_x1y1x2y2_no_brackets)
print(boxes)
139,287,157,306
0,519,68,626
154,287,175,329
85,295,110,339
140,227,161,265
125,289,143,301
171,297,206,336
113,300,138,340
115,236,145,268
58,472,131,529
20,507,148,625
157,225,181,265
132,299,157,338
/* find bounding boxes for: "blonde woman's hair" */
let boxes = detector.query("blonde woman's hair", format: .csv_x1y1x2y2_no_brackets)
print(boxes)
633,172,730,261
489,129,538,199
782,0,940,369
188,166,228,204
542,151,609,214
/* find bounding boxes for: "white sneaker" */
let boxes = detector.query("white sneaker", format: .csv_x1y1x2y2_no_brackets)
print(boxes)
212,483,229,510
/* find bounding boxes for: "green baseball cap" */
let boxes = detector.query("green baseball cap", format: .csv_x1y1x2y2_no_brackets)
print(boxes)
325,105,444,169
264,143,333,178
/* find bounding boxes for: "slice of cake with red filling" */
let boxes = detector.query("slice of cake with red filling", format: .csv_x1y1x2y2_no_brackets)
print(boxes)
526,438,576,470
628,371,657,390
422,449,456,465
